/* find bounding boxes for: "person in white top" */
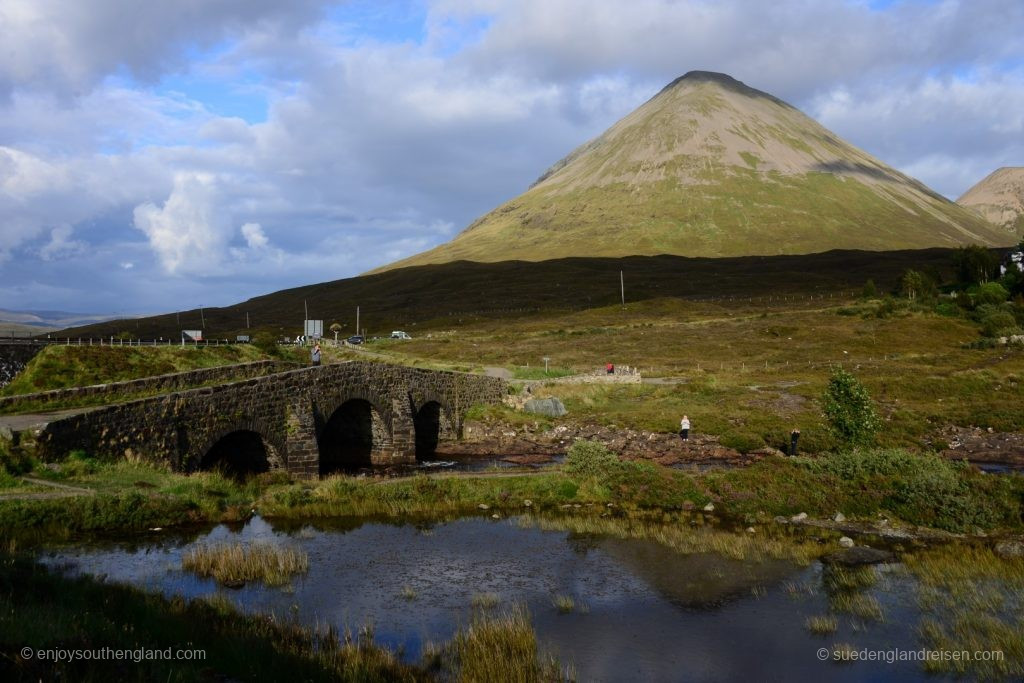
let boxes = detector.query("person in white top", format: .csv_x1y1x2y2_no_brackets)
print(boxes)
680,415,690,441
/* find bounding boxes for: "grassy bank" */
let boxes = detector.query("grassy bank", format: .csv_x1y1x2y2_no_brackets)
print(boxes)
1,444,1021,542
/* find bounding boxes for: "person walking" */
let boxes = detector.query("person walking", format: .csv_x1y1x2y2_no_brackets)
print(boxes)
680,415,690,442
789,428,800,456
311,342,322,367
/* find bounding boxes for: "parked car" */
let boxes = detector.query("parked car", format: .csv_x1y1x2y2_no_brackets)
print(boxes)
391,330,411,340
347,335,364,345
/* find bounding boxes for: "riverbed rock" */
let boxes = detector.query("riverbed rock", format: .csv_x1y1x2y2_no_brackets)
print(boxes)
838,536,855,548
791,512,808,522
994,540,1024,559
477,504,489,510
523,397,567,417
833,512,847,523
703,503,715,513
523,499,533,507
821,546,895,566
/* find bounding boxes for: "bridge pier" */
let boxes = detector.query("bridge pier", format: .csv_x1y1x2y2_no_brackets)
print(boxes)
368,396,416,466
284,400,319,479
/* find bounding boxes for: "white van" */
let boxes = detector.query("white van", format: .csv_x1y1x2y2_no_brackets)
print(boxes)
391,330,411,340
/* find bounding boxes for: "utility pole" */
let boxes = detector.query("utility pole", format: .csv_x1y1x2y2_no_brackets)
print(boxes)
620,270,625,309
246,312,250,329
200,305,205,329
356,306,360,338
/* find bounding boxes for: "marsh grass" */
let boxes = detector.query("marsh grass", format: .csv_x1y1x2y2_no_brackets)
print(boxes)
521,513,822,565
552,595,575,613
400,585,418,601
182,542,309,587
904,545,1024,679
824,565,878,592
828,593,884,622
471,592,501,609
449,605,570,683
804,615,839,635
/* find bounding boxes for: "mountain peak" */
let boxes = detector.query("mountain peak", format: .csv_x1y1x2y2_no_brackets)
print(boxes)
374,74,1013,272
958,167,1024,234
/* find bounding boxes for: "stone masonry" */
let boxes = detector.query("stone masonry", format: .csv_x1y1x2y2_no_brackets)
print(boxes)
0,342,43,390
0,359,301,413
30,362,506,479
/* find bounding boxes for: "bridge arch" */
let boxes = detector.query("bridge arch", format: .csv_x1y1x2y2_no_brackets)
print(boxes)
196,427,284,480
317,397,390,474
409,391,458,460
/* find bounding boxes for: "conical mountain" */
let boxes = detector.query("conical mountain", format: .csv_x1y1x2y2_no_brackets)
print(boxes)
380,71,1011,271
957,167,1024,235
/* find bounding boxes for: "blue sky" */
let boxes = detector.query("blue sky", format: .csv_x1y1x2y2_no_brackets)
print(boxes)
0,0,1022,314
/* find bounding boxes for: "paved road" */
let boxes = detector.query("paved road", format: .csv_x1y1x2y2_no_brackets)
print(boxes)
0,407,96,432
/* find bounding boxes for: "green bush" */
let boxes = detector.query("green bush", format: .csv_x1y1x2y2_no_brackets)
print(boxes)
801,449,1021,532
822,369,881,447
979,310,1018,338
975,282,1009,306
564,440,620,479
719,432,764,453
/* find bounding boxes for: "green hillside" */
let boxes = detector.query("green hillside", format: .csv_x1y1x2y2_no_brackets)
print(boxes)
382,72,1010,270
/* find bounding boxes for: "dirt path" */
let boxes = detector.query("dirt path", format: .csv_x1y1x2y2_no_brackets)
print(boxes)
0,476,95,501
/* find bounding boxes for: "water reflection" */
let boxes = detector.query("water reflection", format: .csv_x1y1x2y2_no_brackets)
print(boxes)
42,514,933,682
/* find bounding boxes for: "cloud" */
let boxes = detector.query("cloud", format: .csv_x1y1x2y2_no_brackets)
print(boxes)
0,0,333,99
240,222,269,249
0,0,1022,312
133,172,230,274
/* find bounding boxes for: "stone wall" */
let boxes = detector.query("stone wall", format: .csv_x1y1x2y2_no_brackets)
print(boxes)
0,342,43,390
0,360,301,414
31,362,507,478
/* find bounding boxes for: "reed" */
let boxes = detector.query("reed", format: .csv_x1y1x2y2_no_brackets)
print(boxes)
449,605,571,683
804,615,838,635
182,542,308,587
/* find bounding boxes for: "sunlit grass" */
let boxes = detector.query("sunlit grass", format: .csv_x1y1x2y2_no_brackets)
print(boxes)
182,542,309,587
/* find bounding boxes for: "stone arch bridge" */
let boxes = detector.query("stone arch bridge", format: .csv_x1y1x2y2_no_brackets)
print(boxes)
34,362,506,478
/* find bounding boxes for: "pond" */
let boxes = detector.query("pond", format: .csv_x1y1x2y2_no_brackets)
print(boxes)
41,514,967,681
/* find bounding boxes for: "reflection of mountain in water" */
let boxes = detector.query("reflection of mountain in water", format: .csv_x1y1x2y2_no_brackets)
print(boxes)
595,535,799,608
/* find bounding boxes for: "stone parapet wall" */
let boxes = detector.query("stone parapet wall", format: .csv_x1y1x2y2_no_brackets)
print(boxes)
0,360,301,414
0,343,43,390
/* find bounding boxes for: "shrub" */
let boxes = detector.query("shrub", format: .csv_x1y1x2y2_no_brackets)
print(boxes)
861,279,878,299
822,369,881,447
975,282,1009,306
564,440,620,479
979,310,1018,338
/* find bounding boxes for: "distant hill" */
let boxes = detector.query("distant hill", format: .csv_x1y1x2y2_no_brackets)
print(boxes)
957,167,1024,236
57,248,983,340
380,71,1010,271
0,308,125,329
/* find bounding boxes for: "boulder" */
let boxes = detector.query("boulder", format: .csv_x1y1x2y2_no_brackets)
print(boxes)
838,536,855,548
702,502,715,513
833,512,847,523
523,397,567,417
994,540,1024,559
791,512,808,522
821,546,895,566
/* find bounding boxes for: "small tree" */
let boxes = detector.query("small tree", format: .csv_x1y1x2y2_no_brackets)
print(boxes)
822,369,881,448
329,322,342,342
861,279,878,299
899,270,923,300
